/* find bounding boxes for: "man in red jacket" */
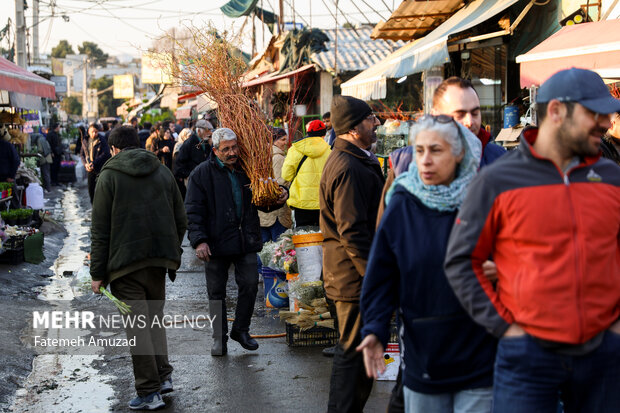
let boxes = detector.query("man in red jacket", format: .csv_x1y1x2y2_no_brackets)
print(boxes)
444,68,620,412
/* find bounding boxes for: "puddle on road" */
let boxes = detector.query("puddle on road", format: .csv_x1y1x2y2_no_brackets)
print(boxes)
12,187,117,412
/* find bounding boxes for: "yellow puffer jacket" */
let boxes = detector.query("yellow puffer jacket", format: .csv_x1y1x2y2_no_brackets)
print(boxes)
282,136,331,210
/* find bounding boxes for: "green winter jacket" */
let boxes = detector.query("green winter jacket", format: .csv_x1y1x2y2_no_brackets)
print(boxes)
90,148,187,285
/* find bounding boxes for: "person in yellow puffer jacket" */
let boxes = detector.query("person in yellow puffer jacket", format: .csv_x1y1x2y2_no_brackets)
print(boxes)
282,119,331,227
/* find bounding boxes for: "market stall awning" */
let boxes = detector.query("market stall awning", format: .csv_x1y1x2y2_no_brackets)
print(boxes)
341,0,521,100
175,104,195,119
242,64,315,88
516,19,620,87
371,0,465,41
0,56,55,100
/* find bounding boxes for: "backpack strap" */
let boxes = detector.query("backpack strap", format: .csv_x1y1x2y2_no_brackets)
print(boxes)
291,154,308,184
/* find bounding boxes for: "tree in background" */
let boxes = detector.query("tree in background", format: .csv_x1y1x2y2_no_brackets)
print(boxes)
51,40,75,58
78,41,109,67
60,96,82,115
90,77,122,117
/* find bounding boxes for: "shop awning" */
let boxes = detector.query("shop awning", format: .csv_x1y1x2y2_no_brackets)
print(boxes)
242,64,315,88
175,104,195,119
341,0,521,100
516,19,620,87
371,0,465,41
0,56,55,100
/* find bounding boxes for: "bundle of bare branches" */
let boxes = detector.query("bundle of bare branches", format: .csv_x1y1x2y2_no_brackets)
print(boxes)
168,26,280,206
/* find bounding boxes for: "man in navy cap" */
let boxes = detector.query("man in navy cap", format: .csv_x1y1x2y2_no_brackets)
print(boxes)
445,68,620,412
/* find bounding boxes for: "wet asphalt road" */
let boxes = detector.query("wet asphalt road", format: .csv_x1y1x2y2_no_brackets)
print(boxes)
1,177,394,412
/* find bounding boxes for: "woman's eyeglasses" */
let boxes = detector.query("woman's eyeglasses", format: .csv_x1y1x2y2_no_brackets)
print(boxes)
418,114,457,125
417,114,464,144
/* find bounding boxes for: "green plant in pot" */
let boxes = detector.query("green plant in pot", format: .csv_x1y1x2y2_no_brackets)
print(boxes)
17,209,33,225
1,210,19,226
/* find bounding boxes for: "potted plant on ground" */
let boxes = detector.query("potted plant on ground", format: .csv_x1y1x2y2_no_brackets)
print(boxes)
17,209,33,226
1,210,18,226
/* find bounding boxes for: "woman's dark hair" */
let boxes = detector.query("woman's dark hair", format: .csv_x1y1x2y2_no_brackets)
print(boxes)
108,126,140,150
271,127,287,142
88,122,100,131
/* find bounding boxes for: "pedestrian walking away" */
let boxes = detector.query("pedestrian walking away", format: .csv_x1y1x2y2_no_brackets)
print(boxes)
46,123,63,186
320,95,384,413
90,126,187,410
358,116,496,413
444,68,620,413
185,128,288,357
282,119,331,228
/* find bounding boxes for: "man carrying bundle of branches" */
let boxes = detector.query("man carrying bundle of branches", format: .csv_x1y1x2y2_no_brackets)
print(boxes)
185,128,288,356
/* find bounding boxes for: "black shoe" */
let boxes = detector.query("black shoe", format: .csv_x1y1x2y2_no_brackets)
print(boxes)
322,345,336,357
230,330,259,351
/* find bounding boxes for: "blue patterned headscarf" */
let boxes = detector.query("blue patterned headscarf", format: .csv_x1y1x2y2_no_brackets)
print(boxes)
385,121,482,212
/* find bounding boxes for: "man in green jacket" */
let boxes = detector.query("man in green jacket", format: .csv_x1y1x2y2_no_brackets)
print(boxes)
90,126,187,411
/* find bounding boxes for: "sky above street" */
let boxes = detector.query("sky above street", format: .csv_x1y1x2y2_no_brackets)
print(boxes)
6,0,398,59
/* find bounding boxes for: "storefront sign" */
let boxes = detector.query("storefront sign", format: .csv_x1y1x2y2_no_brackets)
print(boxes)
141,53,173,85
51,76,67,94
113,74,134,99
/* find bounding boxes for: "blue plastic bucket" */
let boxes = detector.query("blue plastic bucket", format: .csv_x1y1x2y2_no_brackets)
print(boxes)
503,105,519,128
262,267,289,308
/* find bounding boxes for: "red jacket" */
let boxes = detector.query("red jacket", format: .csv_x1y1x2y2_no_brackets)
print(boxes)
445,127,620,344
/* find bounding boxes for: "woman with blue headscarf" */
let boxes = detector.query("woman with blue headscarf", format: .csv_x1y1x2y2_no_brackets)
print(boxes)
357,115,498,413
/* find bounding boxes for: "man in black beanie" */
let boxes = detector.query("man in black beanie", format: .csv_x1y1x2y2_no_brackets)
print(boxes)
320,95,384,412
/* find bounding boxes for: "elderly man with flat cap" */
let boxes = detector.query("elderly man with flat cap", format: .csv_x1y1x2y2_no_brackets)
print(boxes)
445,68,620,412
319,95,384,412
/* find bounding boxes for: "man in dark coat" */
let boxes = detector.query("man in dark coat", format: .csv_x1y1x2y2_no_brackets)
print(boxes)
601,111,620,165
46,123,63,185
81,123,111,203
185,128,287,356
138,122,152,149
0,135,20,182
90,126,186,410
319,95,385,413
173,119,213,182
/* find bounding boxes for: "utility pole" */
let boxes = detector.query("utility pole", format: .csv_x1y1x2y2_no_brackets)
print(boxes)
334,0,339,75
15,0,27,68
33,0,40,63
82,56,89,119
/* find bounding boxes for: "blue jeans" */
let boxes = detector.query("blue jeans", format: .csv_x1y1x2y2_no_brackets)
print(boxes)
493,331,620,413
260,220,287,244
404,386,492,413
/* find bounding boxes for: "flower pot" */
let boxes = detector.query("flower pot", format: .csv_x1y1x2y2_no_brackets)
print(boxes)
17,217,30,226
6,218,17,226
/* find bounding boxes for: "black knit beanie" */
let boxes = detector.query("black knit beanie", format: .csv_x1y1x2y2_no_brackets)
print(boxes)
330,95,373,136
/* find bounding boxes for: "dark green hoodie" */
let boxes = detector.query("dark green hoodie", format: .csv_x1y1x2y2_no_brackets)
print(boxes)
90,148,187,284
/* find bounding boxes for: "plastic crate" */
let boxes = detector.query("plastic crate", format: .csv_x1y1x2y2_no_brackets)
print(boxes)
0,247,24,264
285,322,339,347
285,320,399,347
4,235,25,250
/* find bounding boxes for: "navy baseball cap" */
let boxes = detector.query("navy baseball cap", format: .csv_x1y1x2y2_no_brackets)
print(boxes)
537,68,620,114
